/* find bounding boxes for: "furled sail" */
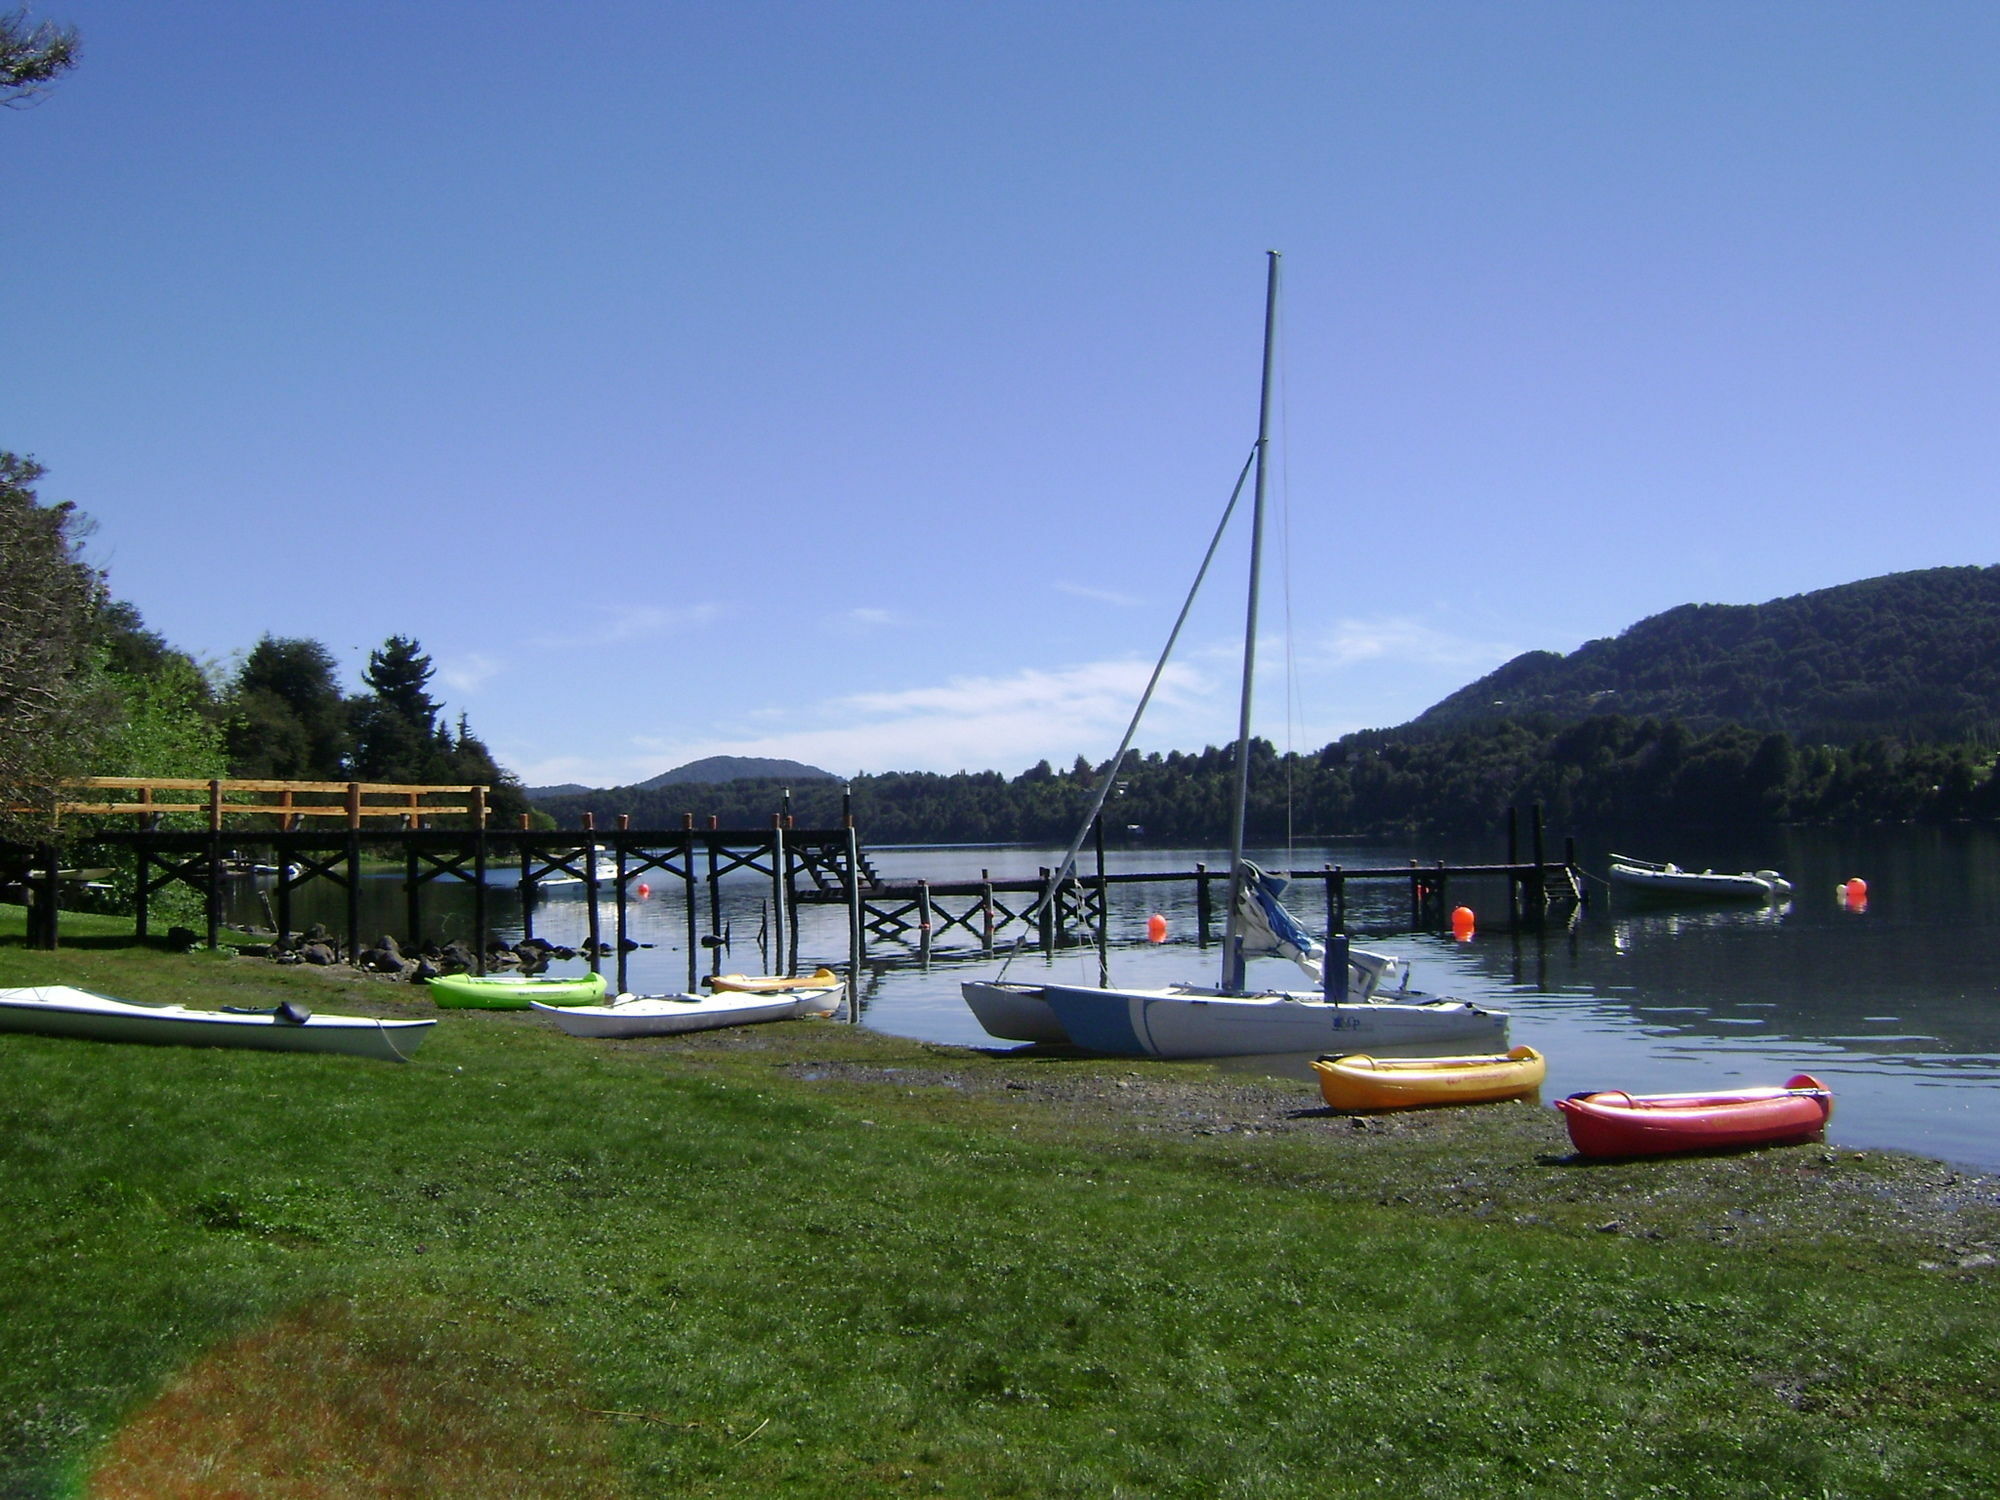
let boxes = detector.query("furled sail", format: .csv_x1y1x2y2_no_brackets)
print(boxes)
1233,860,1407,999
1233,861,1326,983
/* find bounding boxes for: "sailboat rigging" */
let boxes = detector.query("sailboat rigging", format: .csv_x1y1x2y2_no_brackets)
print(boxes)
963,253,1508,1057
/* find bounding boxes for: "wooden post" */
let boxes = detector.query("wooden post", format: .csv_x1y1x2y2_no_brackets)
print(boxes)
1195,861,1211,945
582,812,601,976
404,842,421,949
135,823,152,940
1507,806,1521,922
782,820,800,974
1529,804,1547,919
33,843,58,949
707,837,722,951
1037,867,1055,949
346,783,364,968
684,836,700,993
615,816,631,994
472,787,489,966
1324,863,1345,934
845,819,864,1021
205,778,224,951
1409,859,1422,929
980,869,995,952
1092,812,1109,952
916,877,932,961
517,813,536,944
771,813,788,976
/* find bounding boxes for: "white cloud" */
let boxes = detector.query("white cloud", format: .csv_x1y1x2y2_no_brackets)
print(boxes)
1054,581,1143,607
1308,616,1519,672
528,602,724,650
498,620,1524,788
436,651,504,696
509,657,1224,785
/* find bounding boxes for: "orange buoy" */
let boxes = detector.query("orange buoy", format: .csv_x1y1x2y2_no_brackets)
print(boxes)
1450,906,1476,941
1841,876,1868,912
1147,913,1168,943
636,883,651,899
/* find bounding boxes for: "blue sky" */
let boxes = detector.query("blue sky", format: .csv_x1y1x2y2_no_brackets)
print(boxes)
7,1,1996,787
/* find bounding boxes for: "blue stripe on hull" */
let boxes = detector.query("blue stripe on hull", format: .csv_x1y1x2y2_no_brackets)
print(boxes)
1040,985,1151,1056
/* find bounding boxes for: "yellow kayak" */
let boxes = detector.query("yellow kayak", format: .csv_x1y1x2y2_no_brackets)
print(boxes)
708,967,840,995
1311,1046,1546,1112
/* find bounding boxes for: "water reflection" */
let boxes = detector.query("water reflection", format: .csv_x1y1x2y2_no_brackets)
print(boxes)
222,828,2000,1170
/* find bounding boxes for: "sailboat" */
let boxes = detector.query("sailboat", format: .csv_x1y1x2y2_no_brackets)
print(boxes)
1004,253,1509,1059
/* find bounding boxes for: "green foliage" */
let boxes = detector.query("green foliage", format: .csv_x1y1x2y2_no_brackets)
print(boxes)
224,636,349,779
82,654,227,925
1420,565,2000,745
94,655,226,781
533,718,2000,841
0,452,118,843
0,6,78,108
340,637,527,823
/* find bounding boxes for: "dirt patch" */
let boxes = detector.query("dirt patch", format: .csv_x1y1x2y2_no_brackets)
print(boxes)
85,1298,627,1500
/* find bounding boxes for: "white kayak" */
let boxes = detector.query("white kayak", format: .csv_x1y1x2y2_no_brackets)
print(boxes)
532,985,840,1039
0,984,435,1062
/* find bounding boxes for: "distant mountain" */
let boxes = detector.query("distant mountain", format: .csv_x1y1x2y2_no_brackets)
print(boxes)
526,756,838,801
633,756,838,790
1415,565,2000,744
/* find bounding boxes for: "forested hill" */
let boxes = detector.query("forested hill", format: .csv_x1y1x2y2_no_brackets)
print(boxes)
1415,566,2000,744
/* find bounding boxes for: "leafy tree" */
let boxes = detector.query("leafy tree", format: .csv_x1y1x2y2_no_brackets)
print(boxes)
0,7,78,108
349,635,447,782
347,637,521,822
443,713,529,825
0,452,117,842
226,636,349,779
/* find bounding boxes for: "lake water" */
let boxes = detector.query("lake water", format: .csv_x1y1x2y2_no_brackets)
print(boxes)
228,824,2000,1173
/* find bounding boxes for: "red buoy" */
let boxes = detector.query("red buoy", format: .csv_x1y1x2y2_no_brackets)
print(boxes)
1451,906,1476,941
1147,913,1168,943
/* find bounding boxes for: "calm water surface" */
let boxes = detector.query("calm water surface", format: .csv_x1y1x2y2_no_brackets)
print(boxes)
233,824,2000,1172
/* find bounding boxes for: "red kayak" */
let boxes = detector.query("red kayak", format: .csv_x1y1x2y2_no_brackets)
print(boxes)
1557,1074,1833,1158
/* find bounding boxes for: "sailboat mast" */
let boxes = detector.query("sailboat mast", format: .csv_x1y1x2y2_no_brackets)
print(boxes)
1221,249,1280,993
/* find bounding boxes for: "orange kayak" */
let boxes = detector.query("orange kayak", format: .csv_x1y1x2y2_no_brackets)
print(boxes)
708,967,840,994
1311,1046,1546,1111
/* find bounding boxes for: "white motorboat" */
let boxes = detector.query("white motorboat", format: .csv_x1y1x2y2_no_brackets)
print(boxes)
0,985,435,1062
1608,855,1793,903
531,986,839,1039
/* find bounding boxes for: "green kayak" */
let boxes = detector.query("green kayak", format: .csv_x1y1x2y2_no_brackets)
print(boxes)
427,972,608,1010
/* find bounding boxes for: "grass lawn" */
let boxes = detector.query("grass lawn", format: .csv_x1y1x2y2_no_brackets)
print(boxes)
2,908,1998,1497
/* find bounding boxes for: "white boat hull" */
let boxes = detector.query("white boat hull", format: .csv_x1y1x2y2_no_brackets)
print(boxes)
1608,858,1792,903
961,947,1413,1047
1040,982,1508,1059
0,985,435,1062
960,980,1067,1044
533,987,838,1038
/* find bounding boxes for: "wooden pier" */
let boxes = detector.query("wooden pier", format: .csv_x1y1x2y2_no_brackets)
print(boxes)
3,780,1582,986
